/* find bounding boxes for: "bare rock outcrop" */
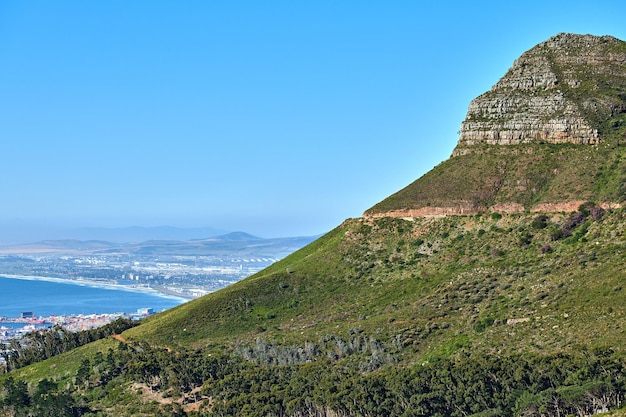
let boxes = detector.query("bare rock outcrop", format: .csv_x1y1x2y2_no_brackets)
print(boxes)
453,33,626,155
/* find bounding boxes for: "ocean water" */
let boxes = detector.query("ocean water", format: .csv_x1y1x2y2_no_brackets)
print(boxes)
0,275,187,318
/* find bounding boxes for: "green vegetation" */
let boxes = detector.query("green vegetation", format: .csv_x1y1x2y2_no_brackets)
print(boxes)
367,142,626,214
3,204,626,415
1,318,137,372
545,39,626,135
3,32,626,416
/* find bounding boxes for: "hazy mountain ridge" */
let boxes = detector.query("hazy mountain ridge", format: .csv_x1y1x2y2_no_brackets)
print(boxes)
63,225,230,243
0,232,317,258
0,225,229,245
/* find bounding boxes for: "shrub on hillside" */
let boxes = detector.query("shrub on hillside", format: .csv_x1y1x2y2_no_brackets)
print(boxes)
590,206,606,220
540,244,552,254
531,215,550,230
550,227,565,241
578,201,597,216
562,212,586,236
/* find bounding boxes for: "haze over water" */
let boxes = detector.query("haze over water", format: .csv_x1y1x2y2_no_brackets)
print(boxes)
0,276,186,318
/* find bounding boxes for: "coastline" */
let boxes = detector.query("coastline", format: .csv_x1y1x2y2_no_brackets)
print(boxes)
0,274,190,303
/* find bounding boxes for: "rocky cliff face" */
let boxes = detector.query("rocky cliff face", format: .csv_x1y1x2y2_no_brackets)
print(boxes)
453,33,626,156
365,33,626,218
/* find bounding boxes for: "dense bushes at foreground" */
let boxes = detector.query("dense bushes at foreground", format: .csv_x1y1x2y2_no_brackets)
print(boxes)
1,340,624,416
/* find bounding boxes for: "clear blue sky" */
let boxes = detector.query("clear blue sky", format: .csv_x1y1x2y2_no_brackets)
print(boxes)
1,1,625,237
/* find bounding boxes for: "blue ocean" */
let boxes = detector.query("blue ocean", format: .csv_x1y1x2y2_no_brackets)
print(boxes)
0,275,186,318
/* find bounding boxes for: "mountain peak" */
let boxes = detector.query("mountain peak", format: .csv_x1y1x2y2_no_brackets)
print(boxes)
453,33,626,156
540,32,622,49
366,33,626,217
217,231,262,241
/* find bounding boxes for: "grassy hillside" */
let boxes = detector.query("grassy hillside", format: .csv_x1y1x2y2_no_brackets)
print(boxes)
4,206,626,415
126,206,626,356
367,140,626,214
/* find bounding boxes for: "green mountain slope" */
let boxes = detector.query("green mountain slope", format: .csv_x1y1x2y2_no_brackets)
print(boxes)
366,141,626,215
3,33,626,417
124,209,626,357
4,209,626,416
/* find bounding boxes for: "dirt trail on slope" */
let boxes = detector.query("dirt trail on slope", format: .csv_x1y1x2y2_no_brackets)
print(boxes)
367,201,622,219
111,334,127,343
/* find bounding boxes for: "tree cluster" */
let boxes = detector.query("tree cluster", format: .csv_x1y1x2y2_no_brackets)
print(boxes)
1,318,137,372
2,338,624,417
1,376,85,417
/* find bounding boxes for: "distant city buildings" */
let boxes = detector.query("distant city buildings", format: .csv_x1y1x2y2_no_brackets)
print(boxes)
0,308,158,342
0,253,278,300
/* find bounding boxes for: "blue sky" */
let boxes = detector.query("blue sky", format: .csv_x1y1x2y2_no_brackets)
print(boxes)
1,1,625,238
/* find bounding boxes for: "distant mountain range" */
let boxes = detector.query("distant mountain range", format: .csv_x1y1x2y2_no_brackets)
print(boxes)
0,225,229,245
0,231,318,258
59,225,231,243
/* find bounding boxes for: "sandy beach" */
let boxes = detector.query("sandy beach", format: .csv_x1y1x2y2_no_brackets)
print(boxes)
0,274,189,302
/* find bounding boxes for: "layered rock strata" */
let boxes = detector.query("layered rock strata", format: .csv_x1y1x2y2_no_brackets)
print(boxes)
453,33,626,156
365,33,626,219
